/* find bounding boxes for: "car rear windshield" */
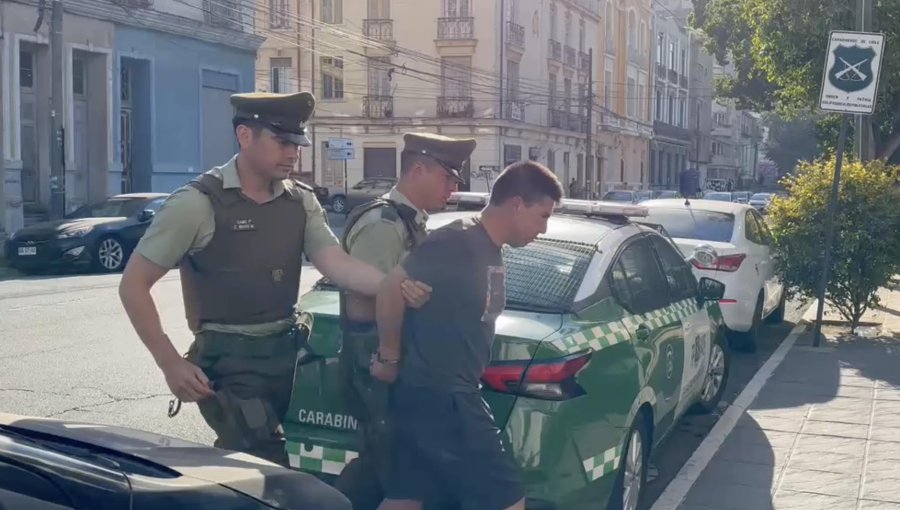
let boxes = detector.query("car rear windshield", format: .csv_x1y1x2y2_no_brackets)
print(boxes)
643,208,735,243
602,191,633,201
503,238,595,313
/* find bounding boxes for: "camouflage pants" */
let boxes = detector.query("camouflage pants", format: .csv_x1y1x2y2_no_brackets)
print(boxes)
334,324,393,510
186,321,308,467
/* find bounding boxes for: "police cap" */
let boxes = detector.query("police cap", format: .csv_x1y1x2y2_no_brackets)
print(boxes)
231,91,316,147
402,132,477,182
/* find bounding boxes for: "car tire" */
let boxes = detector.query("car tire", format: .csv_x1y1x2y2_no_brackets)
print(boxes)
331,195,347,214
729,294,763,353
765,287,786,324
93,236,126,273
691,328,730,415
607,411,650,510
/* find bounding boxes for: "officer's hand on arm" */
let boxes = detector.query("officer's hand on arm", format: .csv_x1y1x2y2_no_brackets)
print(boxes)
372,265,409,384
118,188,215,403
400,280,432,308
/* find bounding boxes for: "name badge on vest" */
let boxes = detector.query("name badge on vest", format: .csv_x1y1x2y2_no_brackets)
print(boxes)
272,269,284,282
233,218,256,231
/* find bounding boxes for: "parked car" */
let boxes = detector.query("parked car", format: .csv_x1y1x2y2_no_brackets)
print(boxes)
4,193,168,274
702,191,735,202
749,192,775,213
285,198,731,510
641,199,786,351
0,413,348,509
636,190,681,202
601,190,639,203
328,177,397,213
732,191,751,204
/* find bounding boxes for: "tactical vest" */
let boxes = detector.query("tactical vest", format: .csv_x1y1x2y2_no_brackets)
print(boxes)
186,174,307,325
340,198,426,252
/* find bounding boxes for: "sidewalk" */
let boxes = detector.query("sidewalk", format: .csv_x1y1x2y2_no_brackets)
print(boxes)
659,283,900,510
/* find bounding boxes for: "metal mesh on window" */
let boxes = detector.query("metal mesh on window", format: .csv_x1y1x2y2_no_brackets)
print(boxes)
502,238,596,312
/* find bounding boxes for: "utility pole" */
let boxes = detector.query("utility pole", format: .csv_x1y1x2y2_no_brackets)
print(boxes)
49,0,65,219
694,101,701,167
585,48,594,198
856,0,873,162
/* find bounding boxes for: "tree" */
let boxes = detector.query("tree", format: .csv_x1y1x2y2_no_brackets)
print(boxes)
762,112,821,175
691,0,900,161
767,157,900,329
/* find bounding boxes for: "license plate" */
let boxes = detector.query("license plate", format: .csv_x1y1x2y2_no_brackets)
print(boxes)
17,246,37,256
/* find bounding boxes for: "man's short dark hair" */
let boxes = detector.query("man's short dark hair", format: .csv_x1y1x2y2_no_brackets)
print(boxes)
400,150,430,175
489,161,563,206
232,117,267,137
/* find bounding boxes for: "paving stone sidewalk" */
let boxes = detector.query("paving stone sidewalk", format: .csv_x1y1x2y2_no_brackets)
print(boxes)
676,285,900,510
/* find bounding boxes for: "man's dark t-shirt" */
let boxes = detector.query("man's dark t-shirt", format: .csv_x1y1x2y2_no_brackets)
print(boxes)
400,217,506,393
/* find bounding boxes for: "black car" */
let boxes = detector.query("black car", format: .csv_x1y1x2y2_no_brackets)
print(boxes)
4,193,168,274
0,413,349,510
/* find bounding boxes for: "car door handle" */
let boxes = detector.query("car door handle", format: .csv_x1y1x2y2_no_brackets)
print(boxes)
635,324,651,342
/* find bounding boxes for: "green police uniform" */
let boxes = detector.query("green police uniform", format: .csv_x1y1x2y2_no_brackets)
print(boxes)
334,133,476,510
135,92,336,467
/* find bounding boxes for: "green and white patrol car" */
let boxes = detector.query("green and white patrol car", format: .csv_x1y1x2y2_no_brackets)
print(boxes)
285,197,730,510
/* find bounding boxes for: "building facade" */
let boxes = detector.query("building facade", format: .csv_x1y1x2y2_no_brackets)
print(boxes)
298,0,604,195
686,28,713,182
1,0,261,235
649,10,690,190
254,0,314,97
594,0,653,195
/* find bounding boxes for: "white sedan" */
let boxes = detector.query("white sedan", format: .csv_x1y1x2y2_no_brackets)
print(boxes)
640,199,786,351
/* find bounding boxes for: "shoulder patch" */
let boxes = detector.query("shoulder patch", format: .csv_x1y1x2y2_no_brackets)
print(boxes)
380,203,400,222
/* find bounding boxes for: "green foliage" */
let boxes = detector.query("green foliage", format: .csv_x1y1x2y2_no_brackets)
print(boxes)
762,112,822,174
691,0,900,159
767,158,900,327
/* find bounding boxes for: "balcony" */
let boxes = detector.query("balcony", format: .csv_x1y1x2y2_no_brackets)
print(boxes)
203,0,240,30
578,51,591,73
437,17,474,40
363,95,394,118
629,47,643,66
505,100,526,121
548,39,563,62
680,75,688,88
668,69,678,84
548,107,585,132
656,63,666,79
437,96,474,118
564,46,578,68
653,120,691,142
506,21,525,49
363,19,394,41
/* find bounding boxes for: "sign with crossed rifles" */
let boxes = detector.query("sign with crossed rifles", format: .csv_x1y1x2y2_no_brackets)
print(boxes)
819,30,886,114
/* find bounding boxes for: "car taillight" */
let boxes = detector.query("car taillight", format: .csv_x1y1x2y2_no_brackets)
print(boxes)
481,352,592,401
691,253,746,272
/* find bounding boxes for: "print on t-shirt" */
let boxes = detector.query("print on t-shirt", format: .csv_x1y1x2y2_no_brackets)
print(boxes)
481,265,507,323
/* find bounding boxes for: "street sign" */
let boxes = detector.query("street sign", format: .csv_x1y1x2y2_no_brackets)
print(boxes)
327,148,354,160
327,138,353,149
819,30,886,114
478,165,499,173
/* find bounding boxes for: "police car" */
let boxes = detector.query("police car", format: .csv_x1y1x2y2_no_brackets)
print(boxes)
284,196,730,510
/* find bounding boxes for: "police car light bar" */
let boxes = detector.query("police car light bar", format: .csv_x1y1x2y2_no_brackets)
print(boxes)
557,199,649,218
448,192,489,204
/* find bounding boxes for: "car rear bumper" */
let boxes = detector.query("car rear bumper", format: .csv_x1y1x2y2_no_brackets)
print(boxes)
717,287,760,332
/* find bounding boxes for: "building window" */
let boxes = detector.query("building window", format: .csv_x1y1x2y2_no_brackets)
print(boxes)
20,49,34,89
270,57,293,93
321,0,342,24
120,66,132,102
320,57,344,99
507,59,520,102
550,3,558,41
668,41,675,70
579,18,586,52
564,10,572,47
627,11,636,52
444,0,471,17
270,0,290,28
605,3,614,50
563,77,572,110
368,60,392,96
678,96,686,127
441,56,472,97
626,77,636,118
604,66,613,109
668,93,675,124
72,55,86,96
655,89,662,121
638,74,646,120
656,32,664,65
506,0,519,22
639,21,646,54
549,72,557,106
680,47,687,76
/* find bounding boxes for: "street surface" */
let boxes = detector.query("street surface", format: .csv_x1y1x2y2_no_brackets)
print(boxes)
0,211,810,509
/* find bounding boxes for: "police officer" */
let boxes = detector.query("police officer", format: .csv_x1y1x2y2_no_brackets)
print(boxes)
118,92,428,474
334,133,476,510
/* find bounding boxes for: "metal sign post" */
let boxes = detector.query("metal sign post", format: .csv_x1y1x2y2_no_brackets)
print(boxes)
813,30,885,347
327,138,354,196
